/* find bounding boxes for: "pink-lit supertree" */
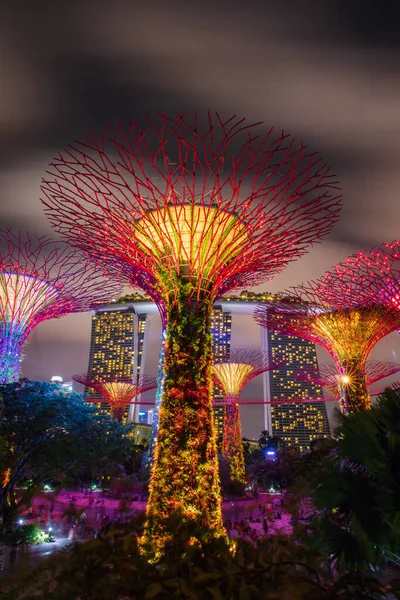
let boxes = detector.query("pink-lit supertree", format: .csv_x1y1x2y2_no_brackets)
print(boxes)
255,241,400,413
293,359,400,400
41,113,341,556
0,230,121,384
72,374,157,422
213,349,275,483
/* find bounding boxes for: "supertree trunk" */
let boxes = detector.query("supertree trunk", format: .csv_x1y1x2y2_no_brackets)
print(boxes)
142,285,225,557
222,398,245,484
110,404,126,422
0,331,23,384
141,329,167,474
337,359,370,413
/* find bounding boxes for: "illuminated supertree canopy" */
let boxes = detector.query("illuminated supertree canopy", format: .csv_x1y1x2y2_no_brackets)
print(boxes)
293,359,400,400
213,349,275,484
41,112,342,557
0,230,121,384
255,241,400,413
72,374,157,422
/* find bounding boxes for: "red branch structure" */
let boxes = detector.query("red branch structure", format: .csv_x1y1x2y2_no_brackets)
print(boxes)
255,241,400,413
0,230,121,384
213,349,275,483
41,113,342,557
293,360,400,399
72,374,157,422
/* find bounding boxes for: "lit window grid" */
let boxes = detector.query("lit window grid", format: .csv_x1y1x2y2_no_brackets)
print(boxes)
268,331,330,452
211,306,232,440
86,309,147,422
87,306,231,425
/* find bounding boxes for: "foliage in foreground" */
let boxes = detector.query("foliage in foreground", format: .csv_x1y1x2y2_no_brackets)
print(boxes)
313,388,400,570
251,437,336,492
0,379,135,526
1,518,399,600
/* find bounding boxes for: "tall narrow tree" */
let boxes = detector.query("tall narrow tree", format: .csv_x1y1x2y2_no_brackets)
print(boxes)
41,113,341,556
213,349,275,483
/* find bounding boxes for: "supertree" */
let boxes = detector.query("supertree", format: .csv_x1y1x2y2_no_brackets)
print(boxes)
293,359,400,400
0,230,121,384
41,113,341,556
72,374,157,421
213,349,275,483
255,241,400,413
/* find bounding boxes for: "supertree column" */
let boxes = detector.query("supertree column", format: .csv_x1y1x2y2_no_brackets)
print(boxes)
72,374,157,421
255,241,400,413
293,359,400,401
213,349,275,484
0,230,121,384
142,328,166,472
41,113,341,557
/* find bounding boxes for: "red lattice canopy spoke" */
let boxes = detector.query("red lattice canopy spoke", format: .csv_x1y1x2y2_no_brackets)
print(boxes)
41,113,342,300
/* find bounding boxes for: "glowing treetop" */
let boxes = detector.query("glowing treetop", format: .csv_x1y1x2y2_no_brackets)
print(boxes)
213,349,274,483
72,374,157,422
255,241,400,413
213,349,273,400
41,113,342,304
0,230,121,384
41,113,341,557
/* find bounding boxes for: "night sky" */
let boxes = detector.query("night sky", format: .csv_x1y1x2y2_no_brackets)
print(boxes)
2,1,400,437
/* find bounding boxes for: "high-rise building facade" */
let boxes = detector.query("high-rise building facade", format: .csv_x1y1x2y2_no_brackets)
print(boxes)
261,328,330,452
85,302,149,421
211,305,232,443
84,294,331,451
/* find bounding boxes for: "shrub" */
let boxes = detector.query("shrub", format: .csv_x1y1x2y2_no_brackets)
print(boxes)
0,523,52,546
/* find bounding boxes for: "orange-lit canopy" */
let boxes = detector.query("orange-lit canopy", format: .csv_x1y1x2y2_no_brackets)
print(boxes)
213,362,254,398
135,204,248,282
0,273,59,327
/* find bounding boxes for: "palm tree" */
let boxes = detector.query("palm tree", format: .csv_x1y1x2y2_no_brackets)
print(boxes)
312,388,400,570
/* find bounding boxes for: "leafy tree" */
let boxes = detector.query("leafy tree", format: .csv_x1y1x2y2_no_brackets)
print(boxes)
312,388,400,571
0,379,134,526
258,429,269,448
310,437,337,454
258,429,285,451
217,455,246,497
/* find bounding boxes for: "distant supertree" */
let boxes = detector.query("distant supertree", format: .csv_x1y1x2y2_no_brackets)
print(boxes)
293,359,400,400
72,374,157,421
41,113,341,556
0,230,121,384
213,349,275,483
255,242,400,413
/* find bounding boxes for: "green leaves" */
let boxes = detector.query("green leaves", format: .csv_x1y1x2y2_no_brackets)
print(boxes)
3,523,399,599
312,389,400,570
0,379,134,525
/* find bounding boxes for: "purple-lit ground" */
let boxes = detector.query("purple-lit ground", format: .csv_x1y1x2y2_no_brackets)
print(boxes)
1,490,299,571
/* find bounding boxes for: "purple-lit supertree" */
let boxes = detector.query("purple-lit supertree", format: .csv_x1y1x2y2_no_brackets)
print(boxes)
0,230,121,384
255,241,400,413
72,373,157,422
213,349,275,483
41,113,341,556
293,359,400,400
